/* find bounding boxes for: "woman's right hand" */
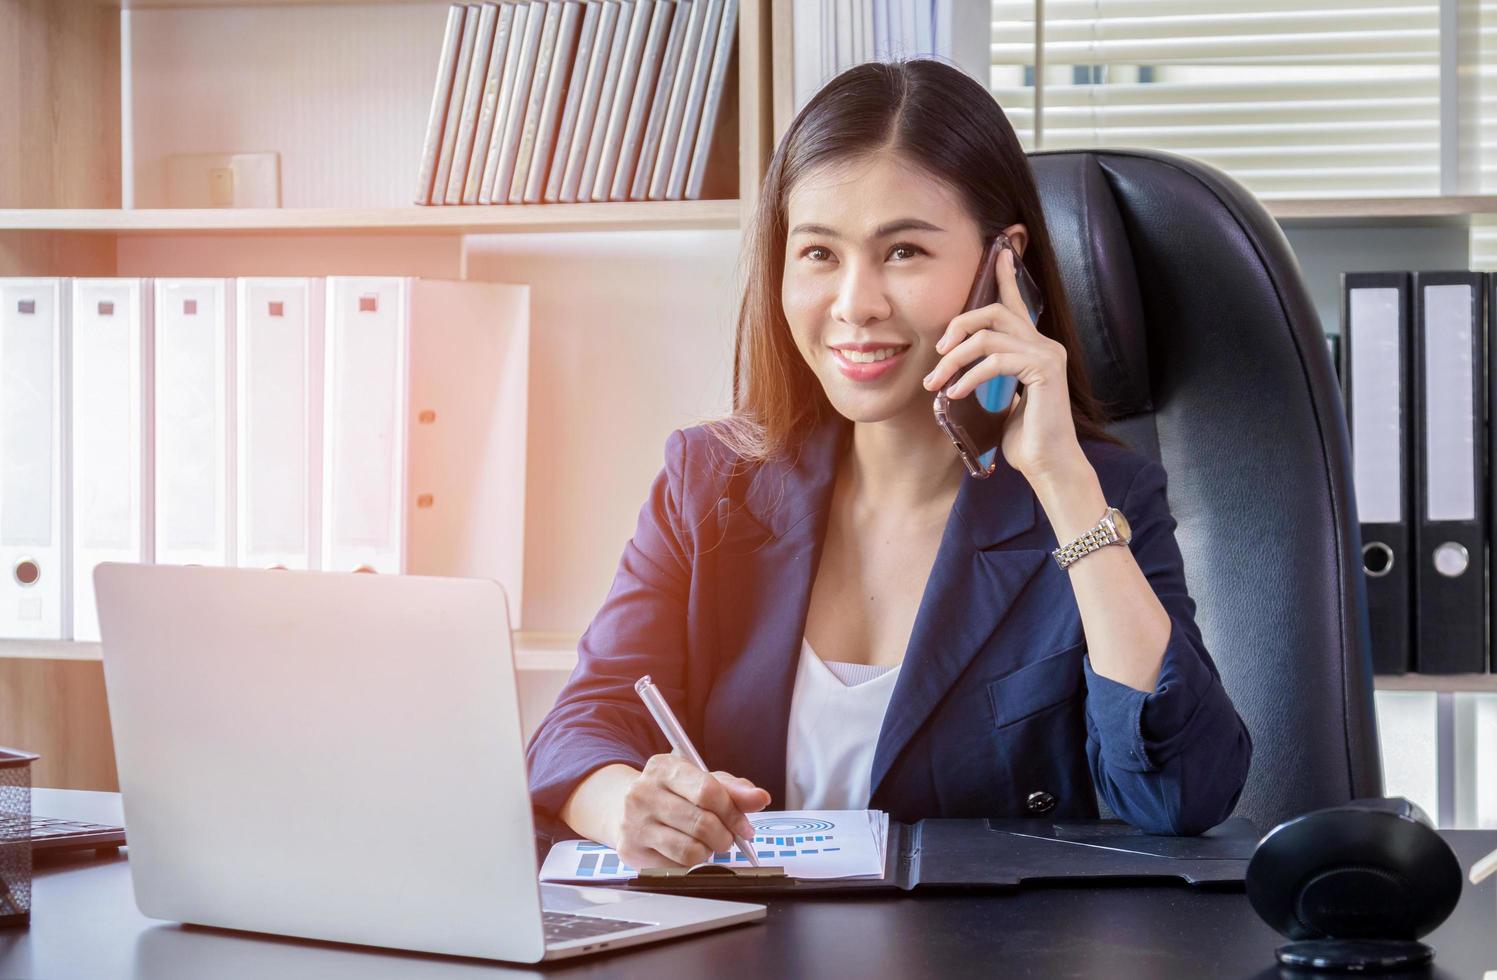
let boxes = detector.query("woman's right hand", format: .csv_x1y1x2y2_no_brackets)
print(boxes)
615,753,771,870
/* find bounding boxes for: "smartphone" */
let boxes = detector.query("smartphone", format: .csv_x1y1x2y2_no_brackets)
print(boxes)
932,232,1045,478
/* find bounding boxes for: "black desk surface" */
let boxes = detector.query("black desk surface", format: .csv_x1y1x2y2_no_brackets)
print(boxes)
17,791,1497,979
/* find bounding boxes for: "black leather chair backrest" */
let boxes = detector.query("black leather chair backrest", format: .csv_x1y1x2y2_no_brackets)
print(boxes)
1028,148,1383,832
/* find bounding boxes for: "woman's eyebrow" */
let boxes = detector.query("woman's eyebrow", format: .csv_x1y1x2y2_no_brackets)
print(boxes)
788,218,946,239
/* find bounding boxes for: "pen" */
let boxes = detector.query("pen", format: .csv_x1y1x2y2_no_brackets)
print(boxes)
634,675,760,867
1470,845,1497,885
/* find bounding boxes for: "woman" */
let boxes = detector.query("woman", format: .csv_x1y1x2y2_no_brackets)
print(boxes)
527,59,1251,870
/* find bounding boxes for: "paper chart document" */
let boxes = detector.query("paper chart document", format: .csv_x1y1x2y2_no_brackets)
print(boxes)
540,810,889,882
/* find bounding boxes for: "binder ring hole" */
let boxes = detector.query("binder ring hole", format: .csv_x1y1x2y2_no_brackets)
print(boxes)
13,558,39,587
97,301,114,316
1433,542,1469,578
1362,542,1394,577
358,295,378,313
183,299,197,315
17,299,35,315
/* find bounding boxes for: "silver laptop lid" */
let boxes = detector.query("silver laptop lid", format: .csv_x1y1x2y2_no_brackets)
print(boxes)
94,563,547,962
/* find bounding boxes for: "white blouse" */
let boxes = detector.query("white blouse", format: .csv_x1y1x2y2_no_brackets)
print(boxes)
783,637,902,811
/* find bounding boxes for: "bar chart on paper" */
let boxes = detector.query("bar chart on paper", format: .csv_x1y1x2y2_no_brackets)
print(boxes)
539,810,890,882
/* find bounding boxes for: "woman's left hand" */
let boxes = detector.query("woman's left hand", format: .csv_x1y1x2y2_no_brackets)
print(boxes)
922,247,1083,481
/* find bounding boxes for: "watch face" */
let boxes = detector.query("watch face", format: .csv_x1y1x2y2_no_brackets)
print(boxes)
1110,507,1132,542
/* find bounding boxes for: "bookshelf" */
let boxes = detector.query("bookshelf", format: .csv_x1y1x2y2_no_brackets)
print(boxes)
0,0,774,273
0,200,740,235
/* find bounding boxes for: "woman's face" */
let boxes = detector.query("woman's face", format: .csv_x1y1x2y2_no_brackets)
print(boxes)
781,152,1025,426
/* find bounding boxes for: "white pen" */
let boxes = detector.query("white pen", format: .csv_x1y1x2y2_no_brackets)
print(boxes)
634,675,761,867
1470,845,1497,885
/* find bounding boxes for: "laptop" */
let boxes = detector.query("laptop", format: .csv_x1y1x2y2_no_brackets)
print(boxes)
93,563,764,962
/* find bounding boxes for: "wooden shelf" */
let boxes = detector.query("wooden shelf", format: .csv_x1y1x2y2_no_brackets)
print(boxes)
0,200,742,236
1374,673,1497,694
1265,195,1497,228
0,631,584,672
10,630,1494,688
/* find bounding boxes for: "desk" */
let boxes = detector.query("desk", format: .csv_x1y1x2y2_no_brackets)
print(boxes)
12,791,1497,979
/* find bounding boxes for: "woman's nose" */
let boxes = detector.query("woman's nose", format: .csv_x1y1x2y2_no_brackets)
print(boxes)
829,265,892,328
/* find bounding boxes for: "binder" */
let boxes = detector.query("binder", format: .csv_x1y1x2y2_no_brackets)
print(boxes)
1412,271,1487,674
153,279,231,569
1488,272,1497,672
1340,273,1413,675
619,817,1259,895
322,278,409,575
0,278,68,639
403,279,530,628
236,278,323,572
71,278,149,643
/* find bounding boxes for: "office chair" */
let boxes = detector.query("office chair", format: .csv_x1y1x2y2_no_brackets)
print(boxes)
1027,147,1382,833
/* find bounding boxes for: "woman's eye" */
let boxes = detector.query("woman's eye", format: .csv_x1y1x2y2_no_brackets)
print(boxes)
889,243,926,260
802,246,832,261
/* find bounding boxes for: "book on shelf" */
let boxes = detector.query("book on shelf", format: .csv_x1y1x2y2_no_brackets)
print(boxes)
459,2,515,205
543,0,608,203
633,0,706,201
509,0,569,203
413,5,468,205
432,5,482,205
608,0,678,202
416,0,737,205
445,2,501,205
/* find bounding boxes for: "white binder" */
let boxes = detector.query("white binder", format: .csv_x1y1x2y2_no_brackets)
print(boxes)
319,278,532,621
322,278,409,575
236,278,323,572
404,279,530,628
0,278,68,639
71,278,149,642
154,279,231,569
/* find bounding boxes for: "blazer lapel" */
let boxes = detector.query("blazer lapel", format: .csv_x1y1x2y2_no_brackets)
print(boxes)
704,414,850,803
868,449,1049,802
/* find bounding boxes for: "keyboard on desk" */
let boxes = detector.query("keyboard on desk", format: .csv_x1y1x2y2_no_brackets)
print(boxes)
29,817,126,855
541,910,651,944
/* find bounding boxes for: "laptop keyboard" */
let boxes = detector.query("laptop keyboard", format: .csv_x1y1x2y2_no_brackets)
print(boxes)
542,910,651,944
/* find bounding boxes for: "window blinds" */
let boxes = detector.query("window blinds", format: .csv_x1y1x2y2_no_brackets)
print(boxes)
990,1,1443,201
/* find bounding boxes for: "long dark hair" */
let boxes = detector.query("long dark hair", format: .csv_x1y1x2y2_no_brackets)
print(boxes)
710,58,1122,463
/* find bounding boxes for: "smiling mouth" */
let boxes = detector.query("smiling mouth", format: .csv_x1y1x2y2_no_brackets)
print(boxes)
832,344,911,363
830,344,912,380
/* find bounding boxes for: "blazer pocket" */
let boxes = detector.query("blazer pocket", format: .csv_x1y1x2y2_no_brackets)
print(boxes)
987,640,1088,730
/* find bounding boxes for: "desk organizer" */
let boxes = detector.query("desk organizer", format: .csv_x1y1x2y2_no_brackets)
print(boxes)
0,748,39,927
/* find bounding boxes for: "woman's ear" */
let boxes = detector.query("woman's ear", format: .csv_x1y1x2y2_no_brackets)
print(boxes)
1001,223,1029,258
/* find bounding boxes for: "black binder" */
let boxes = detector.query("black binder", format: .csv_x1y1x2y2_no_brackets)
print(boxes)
622,817,1259,894
1340,272,1414,675
1412,271,1488,674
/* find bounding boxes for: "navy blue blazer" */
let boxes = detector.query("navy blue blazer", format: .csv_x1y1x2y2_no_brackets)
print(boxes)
527,414,1252,837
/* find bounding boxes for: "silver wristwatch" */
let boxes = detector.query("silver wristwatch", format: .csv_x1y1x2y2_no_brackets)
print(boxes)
1052,506,1133,570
